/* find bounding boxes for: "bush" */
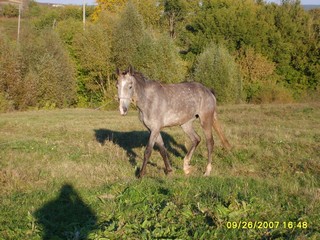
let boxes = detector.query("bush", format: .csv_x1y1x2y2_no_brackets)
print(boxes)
73,23,113,107
112,1,187,83
194,42,243,104
0,33,23,110
112,1,145,69
0,4,19,18
20,28,77,109
246,82,293,104
133,34,187,83
0,91,14,112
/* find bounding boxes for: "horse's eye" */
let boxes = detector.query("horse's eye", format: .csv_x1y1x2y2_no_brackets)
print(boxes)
129,85,132,89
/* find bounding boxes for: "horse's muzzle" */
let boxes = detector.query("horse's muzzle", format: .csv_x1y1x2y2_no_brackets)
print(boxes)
120,106,128,116
119,98,130,116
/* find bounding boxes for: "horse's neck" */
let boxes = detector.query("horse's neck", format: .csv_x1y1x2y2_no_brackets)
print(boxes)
133,78,146,107
133,79,155,111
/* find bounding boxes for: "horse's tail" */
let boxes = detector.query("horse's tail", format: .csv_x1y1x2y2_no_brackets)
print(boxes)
212,112,231,150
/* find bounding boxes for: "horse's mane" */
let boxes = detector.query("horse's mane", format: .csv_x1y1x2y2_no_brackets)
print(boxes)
122,67,160,86
132,70,162,87
132,71,148,84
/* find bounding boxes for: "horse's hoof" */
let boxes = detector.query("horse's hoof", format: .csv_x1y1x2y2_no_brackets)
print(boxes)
184,167,192,175
164,168,173,175
204,164,212,176
136,168,145,178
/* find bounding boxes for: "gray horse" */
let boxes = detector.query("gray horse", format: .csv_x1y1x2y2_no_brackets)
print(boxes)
116,67,230,178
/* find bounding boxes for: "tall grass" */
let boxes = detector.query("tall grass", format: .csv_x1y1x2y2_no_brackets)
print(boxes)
0,104,319,239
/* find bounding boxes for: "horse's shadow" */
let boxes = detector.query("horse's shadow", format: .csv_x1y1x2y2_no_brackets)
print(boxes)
94,129,187,167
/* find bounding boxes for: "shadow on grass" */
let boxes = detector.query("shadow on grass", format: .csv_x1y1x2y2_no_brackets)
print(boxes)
35,184,97,240
94,129,187,167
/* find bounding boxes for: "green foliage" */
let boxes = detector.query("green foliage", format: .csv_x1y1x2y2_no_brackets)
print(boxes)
29,4,92,30
0,26,76,110
0,33,23,110
112,1,187,83
0,92,13,112
112,1,146,69
245,82,294,104
182,0,260,54
236,47,294,103
132,0,163,27
91,177,319,239
133,34,187,83
55,18,83,50
73,23,113,106
0,4,19,18
162,0,187,38
182,0,319,99
21,28,77,108
92,0,127,21
194,43,242,103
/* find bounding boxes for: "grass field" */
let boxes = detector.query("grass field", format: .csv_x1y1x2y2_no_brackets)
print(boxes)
0,103,319,239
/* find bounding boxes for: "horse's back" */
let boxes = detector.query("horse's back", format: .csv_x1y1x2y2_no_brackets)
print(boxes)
164,81,216,106
152,81,216,126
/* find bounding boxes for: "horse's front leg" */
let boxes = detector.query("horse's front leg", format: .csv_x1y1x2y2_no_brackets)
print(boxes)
139,129,160,178
155,134,172,174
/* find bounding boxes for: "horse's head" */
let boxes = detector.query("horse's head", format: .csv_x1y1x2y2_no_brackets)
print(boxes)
116,66,135,116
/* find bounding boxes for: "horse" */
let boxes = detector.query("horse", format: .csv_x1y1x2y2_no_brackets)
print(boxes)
116,66,231,178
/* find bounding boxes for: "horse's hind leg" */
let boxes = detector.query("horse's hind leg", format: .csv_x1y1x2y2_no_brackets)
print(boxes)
200,114,214,176
155,134,172,174
181,120,201,175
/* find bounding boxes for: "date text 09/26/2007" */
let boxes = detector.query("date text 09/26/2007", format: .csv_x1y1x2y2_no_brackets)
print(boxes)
226,221,308,230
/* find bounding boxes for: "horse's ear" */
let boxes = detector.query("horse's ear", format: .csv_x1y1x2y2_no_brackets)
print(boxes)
116,67,120,76
128,65,134,75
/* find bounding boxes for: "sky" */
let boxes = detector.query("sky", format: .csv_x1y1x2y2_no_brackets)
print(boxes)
35,0,320,6
268,0,320,4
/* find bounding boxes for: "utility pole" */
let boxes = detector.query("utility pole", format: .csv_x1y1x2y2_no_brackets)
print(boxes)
83,0,86,30
17,3,21,42
9,0,22,42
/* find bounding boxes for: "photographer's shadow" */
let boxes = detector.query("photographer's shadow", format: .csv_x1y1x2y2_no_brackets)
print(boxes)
35,184,97,240
94,129,187,167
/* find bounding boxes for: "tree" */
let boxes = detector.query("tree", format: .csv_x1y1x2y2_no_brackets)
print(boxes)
92,0,127,21
93,0,162,28
0,26,76,111
236,47,293,103
162,0,187,38
73,23,113,106
21,28,76,108
194,42,242,103
133,34,187,83
307,9,320,91
111,1,187,83
237,47,276,84
271,1,314,97
112,1,146,69
132,0,163,28
0,33,22,111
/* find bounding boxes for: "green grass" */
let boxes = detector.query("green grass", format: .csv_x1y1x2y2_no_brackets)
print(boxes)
0,104,319,239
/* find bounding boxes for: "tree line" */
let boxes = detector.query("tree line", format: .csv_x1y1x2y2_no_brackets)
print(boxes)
0,0,319,111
